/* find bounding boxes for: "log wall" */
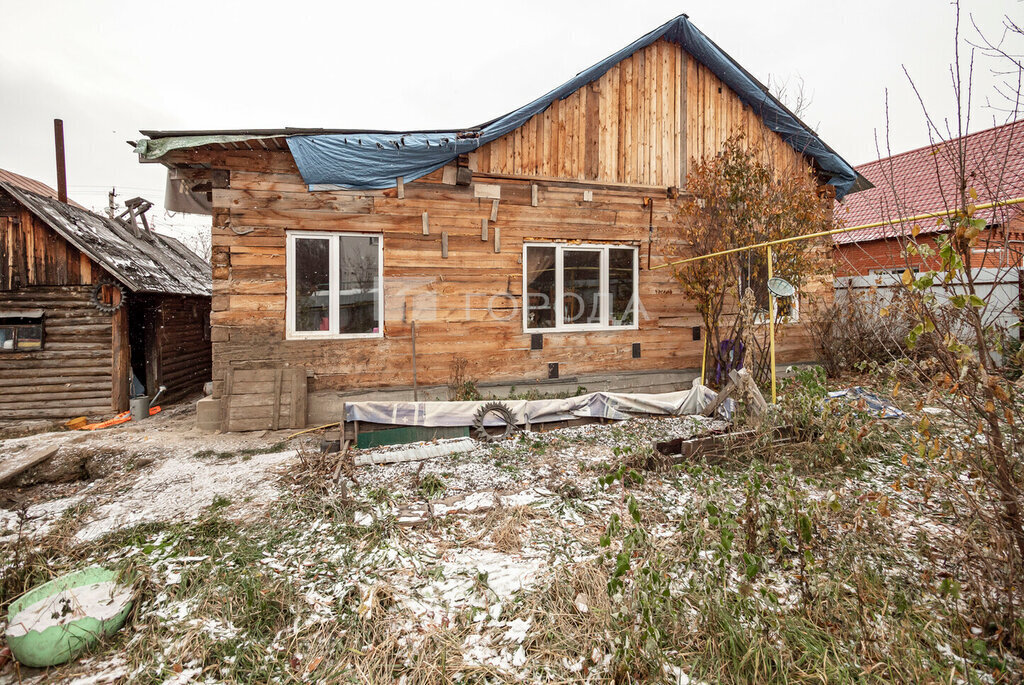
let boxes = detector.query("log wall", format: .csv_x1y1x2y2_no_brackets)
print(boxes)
0,286,114,420
154,148,824,407
151,294,212,404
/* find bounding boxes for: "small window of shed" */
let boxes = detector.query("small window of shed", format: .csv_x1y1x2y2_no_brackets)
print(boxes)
0,310,44,352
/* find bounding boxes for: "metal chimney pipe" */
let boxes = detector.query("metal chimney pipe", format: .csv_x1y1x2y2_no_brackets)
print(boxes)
54,119,67,203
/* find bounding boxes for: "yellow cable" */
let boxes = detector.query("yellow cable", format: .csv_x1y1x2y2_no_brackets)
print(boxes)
651,196,1024,269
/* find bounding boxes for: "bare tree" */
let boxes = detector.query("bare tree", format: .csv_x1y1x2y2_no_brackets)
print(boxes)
822,2,1024,655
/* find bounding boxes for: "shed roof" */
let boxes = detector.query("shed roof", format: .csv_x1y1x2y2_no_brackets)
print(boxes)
835,119,1024,245
0,180,210,297
0,168,88,210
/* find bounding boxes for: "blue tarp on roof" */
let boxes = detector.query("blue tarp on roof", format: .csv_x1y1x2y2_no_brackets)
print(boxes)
287,15,858,198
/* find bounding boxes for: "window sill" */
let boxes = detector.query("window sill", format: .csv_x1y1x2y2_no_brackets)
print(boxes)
286,332,384,341
524,325,639,334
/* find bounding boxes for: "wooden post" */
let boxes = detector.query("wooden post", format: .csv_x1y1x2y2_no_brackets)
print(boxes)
411,321,418,401
700,329,707,386
54,119,67,204
111,299,130,412
766,245,777,404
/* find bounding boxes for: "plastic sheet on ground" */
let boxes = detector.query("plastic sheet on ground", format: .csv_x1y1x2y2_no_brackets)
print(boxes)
826,387,904,419
344,384,728,427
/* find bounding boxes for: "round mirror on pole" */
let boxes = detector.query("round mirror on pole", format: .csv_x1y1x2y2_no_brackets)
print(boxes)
767,277,796,299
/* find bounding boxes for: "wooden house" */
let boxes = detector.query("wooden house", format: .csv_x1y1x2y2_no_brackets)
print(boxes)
132,15,862,432
0,169,212,421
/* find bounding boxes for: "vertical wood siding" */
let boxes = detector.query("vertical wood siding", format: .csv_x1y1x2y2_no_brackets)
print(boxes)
474,40,812,186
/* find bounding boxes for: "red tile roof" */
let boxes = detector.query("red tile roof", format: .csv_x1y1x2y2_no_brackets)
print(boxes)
0,167,88,210
834,119,1024,244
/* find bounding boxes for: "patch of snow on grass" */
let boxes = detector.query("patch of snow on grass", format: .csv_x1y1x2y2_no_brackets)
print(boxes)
74,450,298,541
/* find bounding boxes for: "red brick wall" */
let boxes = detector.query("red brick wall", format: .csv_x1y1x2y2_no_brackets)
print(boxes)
835,220,1024,277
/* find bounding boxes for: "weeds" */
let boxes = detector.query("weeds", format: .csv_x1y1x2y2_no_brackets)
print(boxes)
447,355,481,401
417,473,446,499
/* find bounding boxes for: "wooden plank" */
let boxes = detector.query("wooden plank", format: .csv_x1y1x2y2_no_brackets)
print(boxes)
584,83,601,179
290,367,307,429
221,366,234,429
111,303,130,412
473,183,501,200
271,367,283,430
679,49,688,186
0,444,61,485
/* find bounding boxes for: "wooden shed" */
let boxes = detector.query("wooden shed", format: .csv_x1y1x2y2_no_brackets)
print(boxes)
0,170,212,421
133,15,863,432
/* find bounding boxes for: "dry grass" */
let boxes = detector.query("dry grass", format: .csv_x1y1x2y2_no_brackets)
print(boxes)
514,562,612,669
490,505,530,553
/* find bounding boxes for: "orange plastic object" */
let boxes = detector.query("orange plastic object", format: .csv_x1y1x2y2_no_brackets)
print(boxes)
79,406,161,431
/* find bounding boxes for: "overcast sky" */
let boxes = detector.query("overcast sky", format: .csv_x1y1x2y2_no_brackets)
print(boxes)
1,0,1020,241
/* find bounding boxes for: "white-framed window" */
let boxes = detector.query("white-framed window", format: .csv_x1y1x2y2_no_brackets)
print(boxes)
286,231,383,339
523,243,638,332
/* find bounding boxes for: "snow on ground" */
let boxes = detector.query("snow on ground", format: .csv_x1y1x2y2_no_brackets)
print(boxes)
4,396,1001,683
72,447,299,541
0,401,306,544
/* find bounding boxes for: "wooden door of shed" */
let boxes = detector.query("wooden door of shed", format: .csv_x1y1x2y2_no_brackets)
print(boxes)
222,366,307,432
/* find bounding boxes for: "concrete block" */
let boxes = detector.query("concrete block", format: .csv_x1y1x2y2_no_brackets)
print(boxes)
195,397,222,432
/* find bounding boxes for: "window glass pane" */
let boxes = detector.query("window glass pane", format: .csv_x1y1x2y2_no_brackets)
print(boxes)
608,248,635,326
338,235,380,334
563,250,602,325
294,237,331,332
525,246,556,329
0,326,14,351
17,325,42,349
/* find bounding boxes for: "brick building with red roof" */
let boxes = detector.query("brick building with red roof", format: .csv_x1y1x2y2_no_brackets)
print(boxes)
834,119,1024,277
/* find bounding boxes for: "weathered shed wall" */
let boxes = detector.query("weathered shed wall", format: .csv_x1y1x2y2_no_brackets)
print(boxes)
149,294,212,404
0,286,114,420
474,40,811,187
1,192,98,290
2,188,213,420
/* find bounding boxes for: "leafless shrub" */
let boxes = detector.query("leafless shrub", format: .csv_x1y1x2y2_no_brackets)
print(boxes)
806,285,913,377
